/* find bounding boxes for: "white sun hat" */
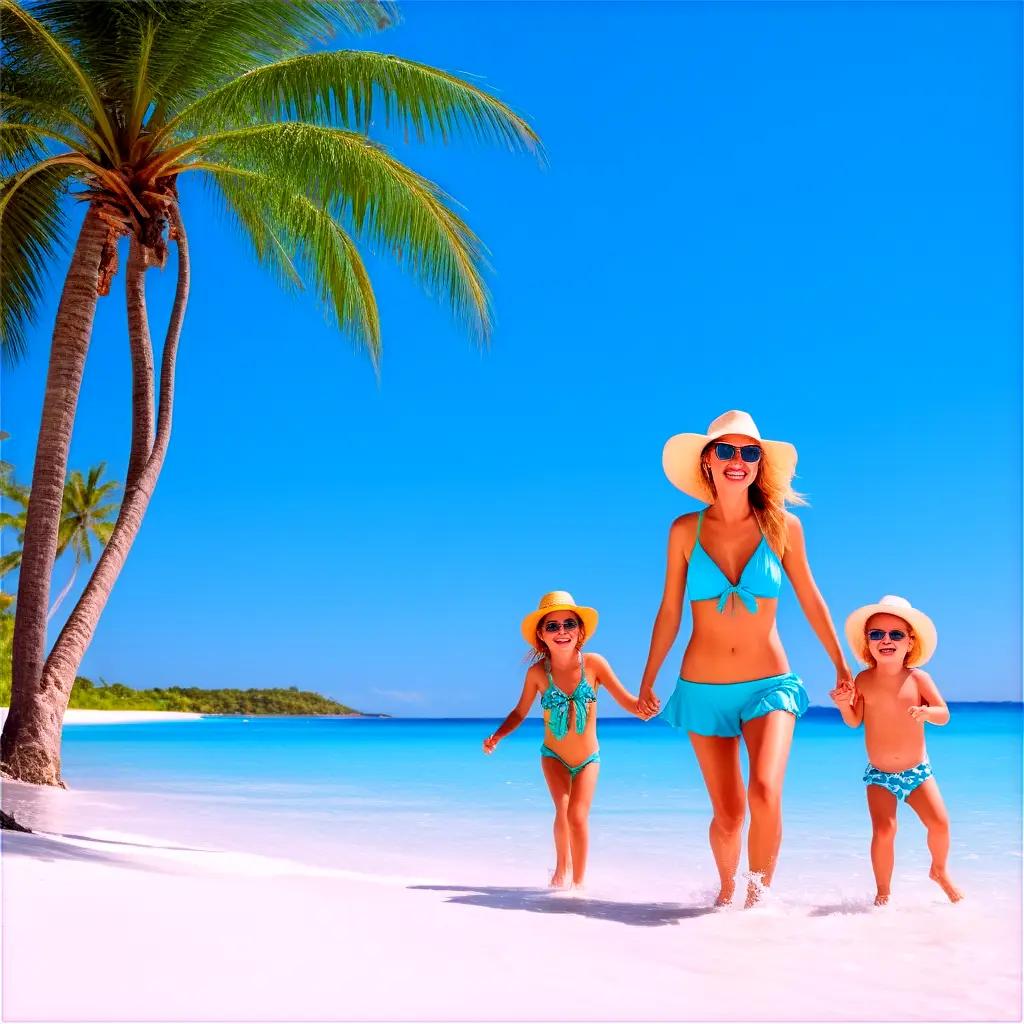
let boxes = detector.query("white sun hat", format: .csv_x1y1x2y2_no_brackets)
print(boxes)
845,594,937,667
662,409,798,502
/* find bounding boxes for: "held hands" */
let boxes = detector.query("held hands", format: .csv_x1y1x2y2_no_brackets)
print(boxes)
829,680,858,708
908,705,931,723
637,686,660,720
482,734,499,754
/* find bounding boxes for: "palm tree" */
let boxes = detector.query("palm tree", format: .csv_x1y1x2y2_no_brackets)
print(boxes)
0,463,119,616
49,463,119,622
0,0,540,784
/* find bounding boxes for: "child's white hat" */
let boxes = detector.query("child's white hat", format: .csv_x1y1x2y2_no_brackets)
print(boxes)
845,595,937,667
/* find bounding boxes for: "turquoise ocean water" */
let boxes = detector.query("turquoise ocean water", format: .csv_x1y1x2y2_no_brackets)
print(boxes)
50,704,1022,902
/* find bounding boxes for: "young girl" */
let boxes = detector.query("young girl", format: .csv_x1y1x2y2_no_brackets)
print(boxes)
483,591,647,889
832,594,963,905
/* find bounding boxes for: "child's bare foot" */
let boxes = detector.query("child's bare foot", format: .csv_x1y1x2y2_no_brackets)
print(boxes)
714,879,736,907
929,867,963,903
874,891,890,906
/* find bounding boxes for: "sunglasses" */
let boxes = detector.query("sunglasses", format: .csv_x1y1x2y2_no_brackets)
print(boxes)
866,629,909,642
714,442,762,463
542,618,579,634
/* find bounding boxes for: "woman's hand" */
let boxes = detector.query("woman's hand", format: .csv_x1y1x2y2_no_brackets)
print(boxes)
482,734,499,754
829,681,857,708
835,661,853,691
908,705,930,723
637,685,660,718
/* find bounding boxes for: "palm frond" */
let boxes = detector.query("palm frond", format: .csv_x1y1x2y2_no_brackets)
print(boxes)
209,166,380,357
54,0,400,123
182,123,491,337
0,0,118,155
0,551,22,577
0,162,73,362
165,50,541,156
0,93,108,163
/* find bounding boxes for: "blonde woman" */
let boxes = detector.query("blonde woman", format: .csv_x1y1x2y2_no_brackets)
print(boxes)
638,410,851,907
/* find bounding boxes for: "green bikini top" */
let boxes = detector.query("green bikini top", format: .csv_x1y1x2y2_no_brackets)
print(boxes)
539,654,597,740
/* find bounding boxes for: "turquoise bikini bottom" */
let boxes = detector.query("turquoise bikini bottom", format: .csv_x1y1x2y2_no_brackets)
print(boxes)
660,671,808,737
540,744,601,778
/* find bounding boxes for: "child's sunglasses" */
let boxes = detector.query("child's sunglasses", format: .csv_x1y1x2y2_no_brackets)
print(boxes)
866,629,908,642
543,618,579,634
713,442,762,463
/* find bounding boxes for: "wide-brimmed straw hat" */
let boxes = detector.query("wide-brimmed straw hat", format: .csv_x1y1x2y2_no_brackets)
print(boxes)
845,594,937,667
520,591,598,646
662,410,798,502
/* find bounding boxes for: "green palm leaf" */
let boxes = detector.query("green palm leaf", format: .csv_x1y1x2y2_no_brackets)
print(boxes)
165,50,541,154
0,163,72,362
184,123,490,337
210,166,380,356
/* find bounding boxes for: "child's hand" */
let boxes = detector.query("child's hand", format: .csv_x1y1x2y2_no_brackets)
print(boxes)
482,734,499,754
830,682,857,707
637,686,660,718
908,705,930,723
634,697,659,721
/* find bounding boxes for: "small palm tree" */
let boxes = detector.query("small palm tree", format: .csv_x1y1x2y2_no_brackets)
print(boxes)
0,1,539,784
49,463,119,622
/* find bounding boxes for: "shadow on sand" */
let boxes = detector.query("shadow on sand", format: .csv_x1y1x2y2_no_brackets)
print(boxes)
409,884,717,927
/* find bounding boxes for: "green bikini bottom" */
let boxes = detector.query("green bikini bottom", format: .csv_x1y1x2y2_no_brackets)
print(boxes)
540,744,601,778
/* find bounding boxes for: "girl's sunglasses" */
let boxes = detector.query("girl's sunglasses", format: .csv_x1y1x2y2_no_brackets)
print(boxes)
714,442,762,463
543,618,579,634
867,629,909,642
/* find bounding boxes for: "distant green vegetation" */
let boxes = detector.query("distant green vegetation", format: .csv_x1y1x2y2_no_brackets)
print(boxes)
0,615,358,715
64,678,359,715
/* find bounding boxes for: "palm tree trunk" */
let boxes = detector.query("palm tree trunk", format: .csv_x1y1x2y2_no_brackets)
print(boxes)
2,206,107,785
46,561,80,625
20,205,191,787
125,237,155,493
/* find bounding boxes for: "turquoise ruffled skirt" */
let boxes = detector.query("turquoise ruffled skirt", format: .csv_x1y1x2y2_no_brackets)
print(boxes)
660,671,808,737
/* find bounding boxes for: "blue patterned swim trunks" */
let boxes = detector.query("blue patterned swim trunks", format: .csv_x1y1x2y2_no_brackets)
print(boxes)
863,760,934,801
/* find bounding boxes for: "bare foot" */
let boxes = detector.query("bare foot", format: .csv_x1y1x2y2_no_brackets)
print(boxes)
549,871,567,888
714,879,736,907
744,874,767,909
929,867,964,903
874,892,890,906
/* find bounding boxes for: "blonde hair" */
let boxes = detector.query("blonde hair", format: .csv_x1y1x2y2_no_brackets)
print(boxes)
701,443,806,556
859,615,922,668
528,612,588,665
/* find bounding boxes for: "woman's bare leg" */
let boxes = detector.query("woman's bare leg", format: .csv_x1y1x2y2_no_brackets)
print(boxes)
566,761,599,887
866,784,898,904
741,711,796,905
906,778,963,903
541,757,572,886
689,733,745,905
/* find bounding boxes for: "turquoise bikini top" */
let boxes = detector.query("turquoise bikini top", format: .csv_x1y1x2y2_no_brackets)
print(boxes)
539,655,597,740
687,508,782,613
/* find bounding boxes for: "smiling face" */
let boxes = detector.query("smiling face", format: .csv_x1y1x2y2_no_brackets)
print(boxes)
537,610,582,656
702,432,762,496
865,612,915,667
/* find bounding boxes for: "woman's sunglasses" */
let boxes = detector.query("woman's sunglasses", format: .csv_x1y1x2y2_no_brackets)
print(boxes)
714,442,762,463
866,629,909,642
543,618,579,634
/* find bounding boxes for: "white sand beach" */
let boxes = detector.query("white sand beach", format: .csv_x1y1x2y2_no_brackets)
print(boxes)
2,777,1020,1023
0,708,204,727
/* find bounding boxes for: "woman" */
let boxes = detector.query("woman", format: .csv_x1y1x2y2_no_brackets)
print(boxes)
637,410,851,907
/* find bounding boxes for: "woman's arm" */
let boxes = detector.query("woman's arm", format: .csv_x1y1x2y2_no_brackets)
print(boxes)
909,670,950,726
638,516,691,716
781,512,852,687
483,669,541,753
587,653,647,718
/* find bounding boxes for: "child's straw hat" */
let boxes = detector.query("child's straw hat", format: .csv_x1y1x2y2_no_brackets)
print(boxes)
520,591,598,646
845,594,937,667
662,409,798,502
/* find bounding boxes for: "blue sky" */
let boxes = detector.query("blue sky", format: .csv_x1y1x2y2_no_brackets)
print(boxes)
3,1,1020,714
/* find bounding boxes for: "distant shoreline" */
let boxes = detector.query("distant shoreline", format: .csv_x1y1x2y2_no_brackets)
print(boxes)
0,708,376,727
